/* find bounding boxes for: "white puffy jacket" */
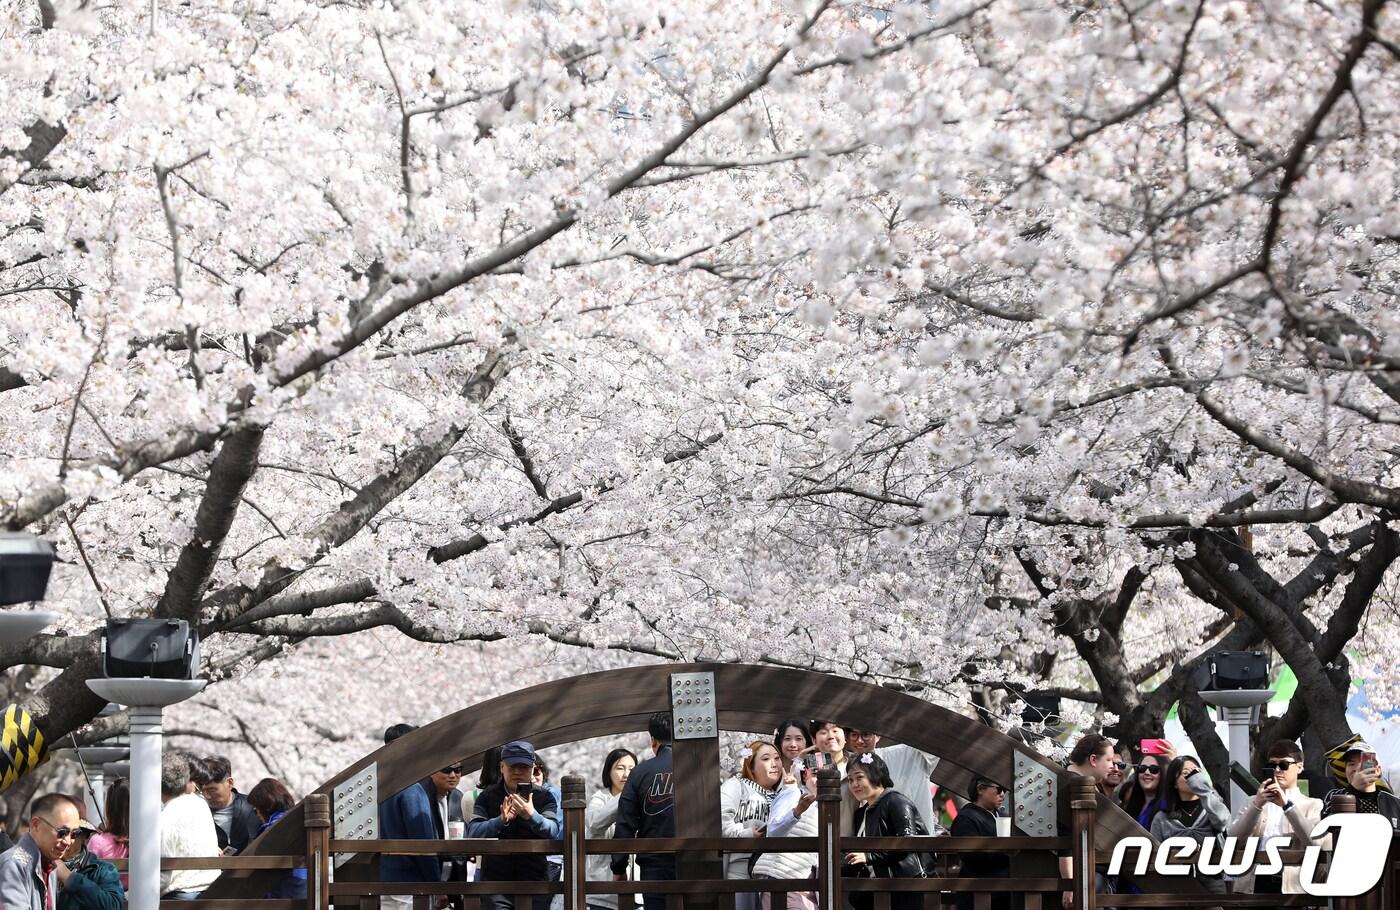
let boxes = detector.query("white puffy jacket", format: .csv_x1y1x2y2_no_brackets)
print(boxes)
751,782,818,881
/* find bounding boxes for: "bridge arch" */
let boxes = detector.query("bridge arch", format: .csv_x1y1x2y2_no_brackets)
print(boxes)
208,662,1152,897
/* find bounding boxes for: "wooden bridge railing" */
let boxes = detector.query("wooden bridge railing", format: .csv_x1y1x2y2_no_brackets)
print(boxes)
134,775,1391,910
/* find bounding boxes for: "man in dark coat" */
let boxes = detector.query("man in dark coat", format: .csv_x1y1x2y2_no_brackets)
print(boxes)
468,740,561,910
378,724,442,910
948,777,1009,910
200,755,264,854
612,713,675,910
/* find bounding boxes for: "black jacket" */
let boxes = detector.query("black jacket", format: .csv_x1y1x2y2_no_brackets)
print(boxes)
612,745,674,874
1322,786,1400,831
470,781,559,882
948,804,1008,910
948,804,1007,877
852,789,932,879
213,792,264,854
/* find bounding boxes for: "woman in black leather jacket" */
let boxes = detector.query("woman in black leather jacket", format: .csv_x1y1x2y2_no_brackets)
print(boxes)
845,753,934,909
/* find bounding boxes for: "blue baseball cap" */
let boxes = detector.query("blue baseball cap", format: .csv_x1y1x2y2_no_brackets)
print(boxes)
500,740,538,767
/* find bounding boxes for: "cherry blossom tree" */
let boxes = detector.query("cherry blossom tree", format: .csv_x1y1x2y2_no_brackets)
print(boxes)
3,0,1399,794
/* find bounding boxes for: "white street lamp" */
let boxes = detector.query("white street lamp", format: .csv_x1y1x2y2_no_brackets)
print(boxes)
1199,688,1274,809
86,678,206,910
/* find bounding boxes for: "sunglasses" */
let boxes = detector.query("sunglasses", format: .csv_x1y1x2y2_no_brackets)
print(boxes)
440,766,464,775
1135,764,1161,775
1111,761,1127,770
978,783,1007,794
35,816,79,840
1263,760,1299,772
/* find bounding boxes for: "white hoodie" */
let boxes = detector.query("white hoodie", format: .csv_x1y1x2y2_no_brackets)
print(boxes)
720,777,776,880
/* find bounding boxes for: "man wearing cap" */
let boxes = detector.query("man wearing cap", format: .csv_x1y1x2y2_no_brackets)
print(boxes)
1321,737,1400,830
0,793,82,910
467,740,562,910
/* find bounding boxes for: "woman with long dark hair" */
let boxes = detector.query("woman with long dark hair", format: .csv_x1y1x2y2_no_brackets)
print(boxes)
1118,753,1169,829
772,720,813,775
1149,756,1230,893
87,778,130,887
586,747,639,910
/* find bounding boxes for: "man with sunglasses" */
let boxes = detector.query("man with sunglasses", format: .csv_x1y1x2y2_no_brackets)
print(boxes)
1226,740,1323,896
424,762,469,897
949,777,1009,910
0,793,82,910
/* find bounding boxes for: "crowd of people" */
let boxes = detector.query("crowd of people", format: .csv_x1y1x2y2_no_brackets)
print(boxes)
0,751,303,908
400,724,1400,909
3,719,1397,909
1067,732,1400,900
376,714,940,910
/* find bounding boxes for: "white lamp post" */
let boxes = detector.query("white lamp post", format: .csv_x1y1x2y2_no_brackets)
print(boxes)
1199,688,1274,809
86,678,206,910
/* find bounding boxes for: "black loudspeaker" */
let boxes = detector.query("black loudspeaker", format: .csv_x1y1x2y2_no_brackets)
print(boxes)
102,619,199,679
0,533,56,606
1204,651,1268,690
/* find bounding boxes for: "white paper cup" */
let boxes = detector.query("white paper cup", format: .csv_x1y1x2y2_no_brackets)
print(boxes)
447,821,465,839
995,817,1012,837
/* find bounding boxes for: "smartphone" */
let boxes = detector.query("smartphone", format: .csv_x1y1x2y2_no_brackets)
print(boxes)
1141,739,1170,755
1362,753,1379,771
1230,761,1263,795
516,782,531,797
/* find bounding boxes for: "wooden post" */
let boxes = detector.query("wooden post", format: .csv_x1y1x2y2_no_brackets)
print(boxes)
563,774,588,910
673,734,723,910
1069,776,1096,910
816,767,842,910
304,792,331,910
1327,794,1384,910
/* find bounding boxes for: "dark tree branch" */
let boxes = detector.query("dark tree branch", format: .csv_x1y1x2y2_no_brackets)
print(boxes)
428,431,722,564
153,425,266,619
502,415,549,499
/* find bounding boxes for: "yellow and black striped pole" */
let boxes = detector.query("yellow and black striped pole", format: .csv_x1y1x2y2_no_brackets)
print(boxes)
0,704,48,792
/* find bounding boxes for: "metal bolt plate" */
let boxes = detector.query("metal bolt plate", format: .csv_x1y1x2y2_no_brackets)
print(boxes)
1014,750,1057,838
333,762,379,842
670,671,717,740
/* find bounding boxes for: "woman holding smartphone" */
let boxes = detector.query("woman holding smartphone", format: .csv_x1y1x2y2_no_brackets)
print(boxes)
721,741,784,910
1149,756,1230,893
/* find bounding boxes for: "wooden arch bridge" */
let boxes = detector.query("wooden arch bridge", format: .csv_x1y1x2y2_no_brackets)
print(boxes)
176,662,1391,909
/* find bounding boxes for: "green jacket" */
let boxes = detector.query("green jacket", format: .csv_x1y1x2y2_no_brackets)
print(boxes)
57,851,123,910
